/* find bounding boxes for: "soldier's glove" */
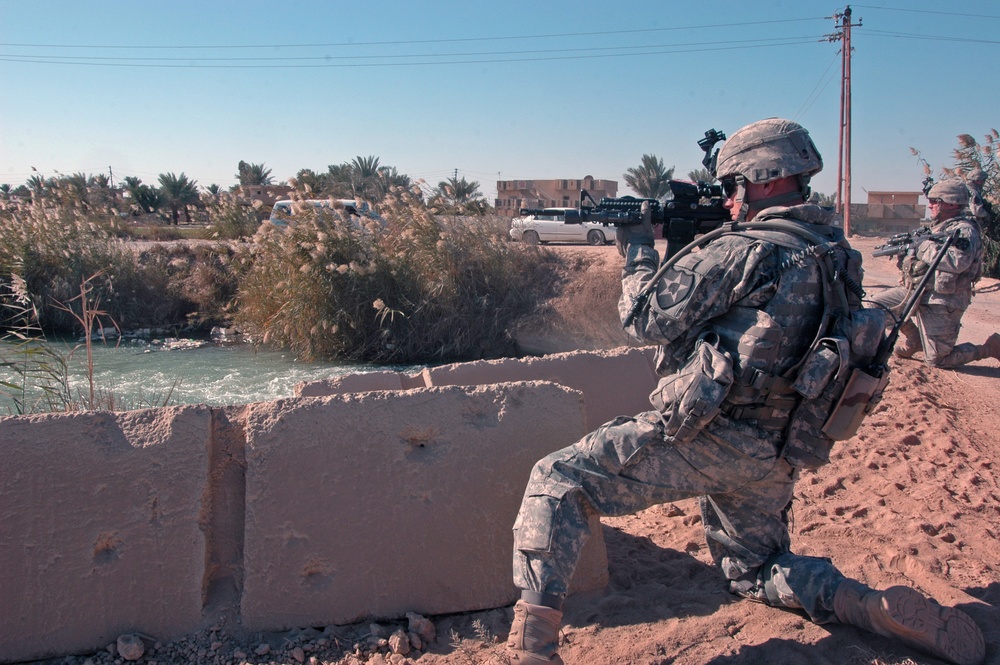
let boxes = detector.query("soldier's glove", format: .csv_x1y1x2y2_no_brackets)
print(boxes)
616,201,656,258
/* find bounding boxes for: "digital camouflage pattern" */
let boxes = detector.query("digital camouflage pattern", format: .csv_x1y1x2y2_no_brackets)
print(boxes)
512,203,862,624
871,210,985,368
715,118,823,185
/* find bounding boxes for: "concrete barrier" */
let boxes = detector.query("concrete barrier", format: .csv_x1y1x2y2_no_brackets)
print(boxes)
0,378,611,661
0,406,212,663
297,346,660,432
240,381,607,630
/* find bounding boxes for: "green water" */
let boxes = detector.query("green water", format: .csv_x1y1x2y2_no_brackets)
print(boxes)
0,336,409,414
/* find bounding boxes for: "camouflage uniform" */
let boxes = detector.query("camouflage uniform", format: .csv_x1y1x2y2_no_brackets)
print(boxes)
513,202,855,624
508,120,985,665
871,207,986,368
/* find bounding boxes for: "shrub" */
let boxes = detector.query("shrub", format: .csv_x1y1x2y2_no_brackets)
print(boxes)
0,193,139,330
234,188,558,362
0,193,218,333
205,193,264,240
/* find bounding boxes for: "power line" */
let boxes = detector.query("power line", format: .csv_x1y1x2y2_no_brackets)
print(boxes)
861,29,1000,45
0,34,828,64
0,17,826,50
0,37,826,69
793,52,840,120
852,4,1000,20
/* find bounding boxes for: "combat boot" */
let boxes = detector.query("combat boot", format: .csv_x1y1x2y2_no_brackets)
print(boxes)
833,579,985,665
976,332,1000,361
894,325,921,359
506,600,564,664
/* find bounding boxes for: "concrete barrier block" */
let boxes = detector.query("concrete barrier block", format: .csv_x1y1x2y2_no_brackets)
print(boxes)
424,347,659,431
295,369,427,397
0,406,212,663
294,347,661,433
242,381,607,631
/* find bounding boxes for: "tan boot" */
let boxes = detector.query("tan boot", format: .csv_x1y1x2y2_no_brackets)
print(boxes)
506,600,564,664
894,324,921,359
978,332,1000,361
834,580,985,665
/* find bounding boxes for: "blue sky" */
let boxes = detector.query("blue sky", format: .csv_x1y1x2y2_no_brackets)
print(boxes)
1,1,998,204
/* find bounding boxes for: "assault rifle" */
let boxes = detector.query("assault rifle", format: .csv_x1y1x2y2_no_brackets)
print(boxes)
824,230,960,438
563,129,730,259
872,226,970,258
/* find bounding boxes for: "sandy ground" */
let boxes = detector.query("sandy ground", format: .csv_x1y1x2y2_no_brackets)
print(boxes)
36,234,1000,665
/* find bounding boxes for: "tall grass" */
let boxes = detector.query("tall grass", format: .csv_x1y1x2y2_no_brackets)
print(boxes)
0,190,227,333
0,277,72,413
0,273,177,414
205,192,264,240
234,187,560,363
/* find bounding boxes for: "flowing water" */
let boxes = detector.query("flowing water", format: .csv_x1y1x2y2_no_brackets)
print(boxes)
0,336,416,414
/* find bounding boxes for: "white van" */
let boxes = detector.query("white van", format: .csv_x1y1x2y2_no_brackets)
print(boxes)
267,199,382,229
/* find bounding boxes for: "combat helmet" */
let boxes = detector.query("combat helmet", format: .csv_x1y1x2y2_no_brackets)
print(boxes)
715,118,823,221
715,118,823,183
927,179,969,205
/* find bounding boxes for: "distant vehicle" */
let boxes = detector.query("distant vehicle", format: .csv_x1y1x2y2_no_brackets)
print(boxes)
267,199,383,229
508,207,614,246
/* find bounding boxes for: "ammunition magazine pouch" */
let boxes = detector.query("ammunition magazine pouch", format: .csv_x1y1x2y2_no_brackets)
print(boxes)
650,333,734,445
783,307,889,468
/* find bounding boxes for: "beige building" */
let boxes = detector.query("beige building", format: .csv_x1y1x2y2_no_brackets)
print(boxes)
495,176,618,216
851,191,926,233
239,184,292,207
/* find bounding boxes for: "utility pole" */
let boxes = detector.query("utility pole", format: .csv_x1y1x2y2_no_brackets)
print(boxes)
828,5,861,236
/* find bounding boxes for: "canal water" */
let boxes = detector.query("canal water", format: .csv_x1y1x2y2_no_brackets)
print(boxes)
0,336,417,414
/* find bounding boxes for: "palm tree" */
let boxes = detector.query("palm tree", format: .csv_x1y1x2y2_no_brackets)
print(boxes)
432,176,488,214
323,163,356,198
377,166,412,198
236,161,274,186
26,174,48,200
350,155,383,200
123,176,160,216
294,169,324,195
51,172,93,209
158,172,200,225
686,168,715,184
0,183,11,200
624,155,675,199
810,191,836,207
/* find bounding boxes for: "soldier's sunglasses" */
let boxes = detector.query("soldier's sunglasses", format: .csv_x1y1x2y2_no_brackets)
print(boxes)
721,177,739,198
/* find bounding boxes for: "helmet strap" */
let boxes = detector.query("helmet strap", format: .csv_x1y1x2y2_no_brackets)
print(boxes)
733,176,750,223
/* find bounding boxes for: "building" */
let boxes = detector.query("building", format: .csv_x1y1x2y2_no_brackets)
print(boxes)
850,191,926,233
495,176,618,217
239,184,293,207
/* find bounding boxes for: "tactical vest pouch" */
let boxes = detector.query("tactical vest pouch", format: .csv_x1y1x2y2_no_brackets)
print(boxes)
650,333,734,445
790,338,848,400
934,270,958,295
821,368,890,441
782,308,889,468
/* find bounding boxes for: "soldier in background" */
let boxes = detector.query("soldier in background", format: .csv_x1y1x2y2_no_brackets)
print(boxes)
504,119,985,665
871,179,1000,368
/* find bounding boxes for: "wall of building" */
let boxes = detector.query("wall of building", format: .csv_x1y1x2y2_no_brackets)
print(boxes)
495,177,619,217
0,346,659,662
